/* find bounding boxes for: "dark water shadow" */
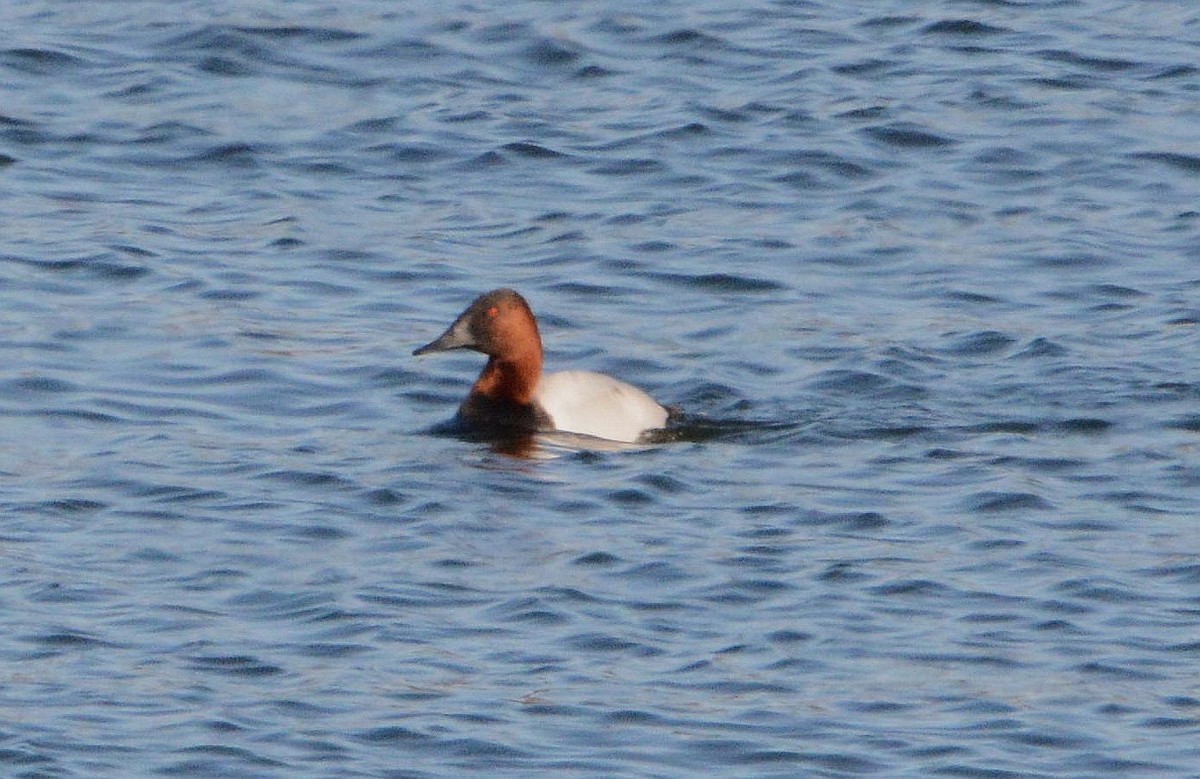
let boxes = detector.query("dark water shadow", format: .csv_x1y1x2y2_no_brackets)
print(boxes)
420,412,807,459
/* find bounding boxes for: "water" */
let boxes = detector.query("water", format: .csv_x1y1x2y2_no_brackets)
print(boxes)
2,1,1199,776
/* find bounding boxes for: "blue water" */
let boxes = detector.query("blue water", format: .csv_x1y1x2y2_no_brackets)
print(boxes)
3,1,1199,776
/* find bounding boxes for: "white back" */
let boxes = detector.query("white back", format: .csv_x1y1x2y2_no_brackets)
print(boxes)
535,370,668,443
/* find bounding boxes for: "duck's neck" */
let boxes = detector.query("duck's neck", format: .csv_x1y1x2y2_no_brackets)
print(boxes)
470,349,542,406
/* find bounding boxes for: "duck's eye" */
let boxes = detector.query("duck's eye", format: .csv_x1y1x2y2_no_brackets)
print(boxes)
487,305,499,317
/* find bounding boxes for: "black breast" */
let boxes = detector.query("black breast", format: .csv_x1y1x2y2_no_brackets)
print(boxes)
457,392,553,435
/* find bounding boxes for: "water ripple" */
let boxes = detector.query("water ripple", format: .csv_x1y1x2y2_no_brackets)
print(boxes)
3,2,1199,778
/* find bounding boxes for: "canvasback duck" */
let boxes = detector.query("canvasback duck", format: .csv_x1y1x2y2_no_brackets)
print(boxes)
414,288,669,443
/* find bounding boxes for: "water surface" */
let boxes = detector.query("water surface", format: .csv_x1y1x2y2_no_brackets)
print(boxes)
2,2,1199,777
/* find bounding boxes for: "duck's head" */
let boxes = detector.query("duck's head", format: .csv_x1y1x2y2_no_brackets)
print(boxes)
414,288,543,360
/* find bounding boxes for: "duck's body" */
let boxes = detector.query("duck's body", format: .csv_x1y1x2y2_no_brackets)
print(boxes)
536,369,668,443
414,289,669,444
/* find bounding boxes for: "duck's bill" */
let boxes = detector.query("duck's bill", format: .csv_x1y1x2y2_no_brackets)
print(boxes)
413,318,475,356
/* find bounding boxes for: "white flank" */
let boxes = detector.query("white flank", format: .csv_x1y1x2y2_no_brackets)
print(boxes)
535,370,668,443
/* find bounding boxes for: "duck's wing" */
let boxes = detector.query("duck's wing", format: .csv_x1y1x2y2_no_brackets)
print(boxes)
535,370,668,443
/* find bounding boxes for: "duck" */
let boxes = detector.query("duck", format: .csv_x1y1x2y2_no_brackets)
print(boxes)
413,288,669,443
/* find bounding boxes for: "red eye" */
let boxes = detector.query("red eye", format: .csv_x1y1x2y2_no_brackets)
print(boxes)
488,305,499,317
